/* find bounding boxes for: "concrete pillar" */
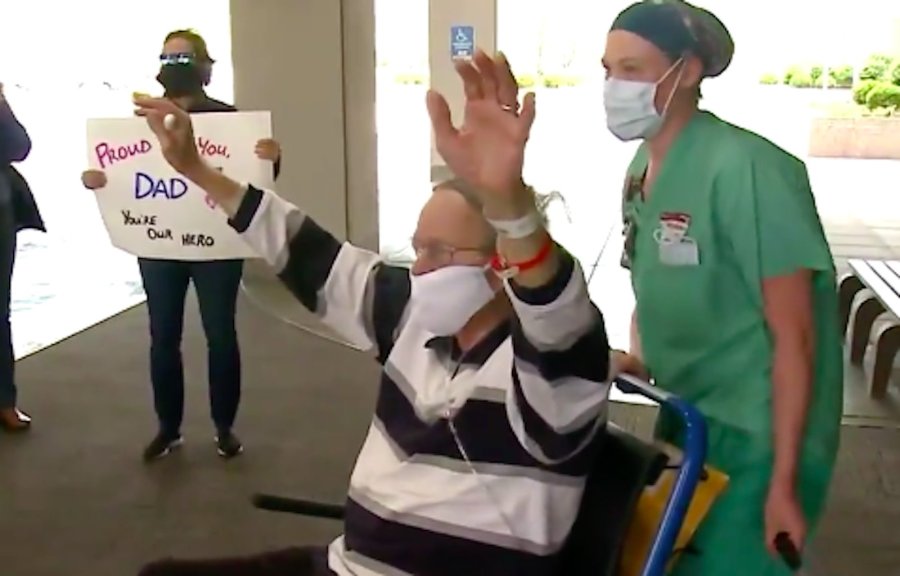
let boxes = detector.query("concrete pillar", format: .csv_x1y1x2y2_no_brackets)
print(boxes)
428,0,497,182
230,0,346,238
229,0,379,341
229,0,378,251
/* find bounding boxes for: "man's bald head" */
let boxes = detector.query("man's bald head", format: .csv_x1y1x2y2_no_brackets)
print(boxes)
411,177,555,275
411,179,495,275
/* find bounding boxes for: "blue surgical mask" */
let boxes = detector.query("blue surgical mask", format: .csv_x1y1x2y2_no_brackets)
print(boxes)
603,59,684,141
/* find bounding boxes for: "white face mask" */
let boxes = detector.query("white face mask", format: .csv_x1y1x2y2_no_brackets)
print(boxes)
409,264,497,336
603,59,684,142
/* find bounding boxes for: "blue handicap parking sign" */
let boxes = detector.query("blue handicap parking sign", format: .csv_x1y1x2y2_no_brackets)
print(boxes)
450,25,475,60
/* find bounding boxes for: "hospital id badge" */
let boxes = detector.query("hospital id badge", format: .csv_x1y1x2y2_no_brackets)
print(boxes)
659,238,699,266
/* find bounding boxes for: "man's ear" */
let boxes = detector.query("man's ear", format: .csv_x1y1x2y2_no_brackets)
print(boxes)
679,55,704,90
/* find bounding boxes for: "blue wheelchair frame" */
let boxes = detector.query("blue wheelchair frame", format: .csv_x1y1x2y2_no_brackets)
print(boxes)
613,375,708,576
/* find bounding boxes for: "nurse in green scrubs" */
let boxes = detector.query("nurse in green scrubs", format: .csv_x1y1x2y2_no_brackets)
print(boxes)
604,2,843,574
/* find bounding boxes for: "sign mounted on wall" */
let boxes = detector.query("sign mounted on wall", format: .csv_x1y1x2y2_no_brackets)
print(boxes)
450,25,475,60
85,111,274,261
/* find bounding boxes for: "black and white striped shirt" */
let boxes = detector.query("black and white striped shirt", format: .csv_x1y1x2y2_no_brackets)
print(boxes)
230,185,614,576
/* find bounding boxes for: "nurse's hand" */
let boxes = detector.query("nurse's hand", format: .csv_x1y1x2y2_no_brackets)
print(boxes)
427,50,537,219
613,350,650,381
764,483,807,559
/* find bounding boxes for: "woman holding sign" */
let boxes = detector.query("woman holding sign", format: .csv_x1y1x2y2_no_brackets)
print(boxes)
81,30,282,461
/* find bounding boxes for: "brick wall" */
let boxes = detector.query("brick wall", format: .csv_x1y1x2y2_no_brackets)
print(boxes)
809,117,900,159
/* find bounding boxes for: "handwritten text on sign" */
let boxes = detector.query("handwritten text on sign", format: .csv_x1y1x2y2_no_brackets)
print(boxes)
86,111,273,260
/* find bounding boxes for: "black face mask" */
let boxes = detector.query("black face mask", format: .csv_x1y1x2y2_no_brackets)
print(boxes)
156,64,203,97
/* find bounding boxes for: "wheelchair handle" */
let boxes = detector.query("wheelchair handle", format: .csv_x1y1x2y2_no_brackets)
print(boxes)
614,375,709,576
252,493,345,520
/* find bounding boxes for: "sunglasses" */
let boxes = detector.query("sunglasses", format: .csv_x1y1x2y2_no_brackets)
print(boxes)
159,52,196,66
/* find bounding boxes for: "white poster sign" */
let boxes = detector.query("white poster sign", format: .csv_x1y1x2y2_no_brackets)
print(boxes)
86,111,273,261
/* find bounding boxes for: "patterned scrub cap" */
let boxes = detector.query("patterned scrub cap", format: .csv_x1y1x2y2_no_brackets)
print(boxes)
612,0,734,78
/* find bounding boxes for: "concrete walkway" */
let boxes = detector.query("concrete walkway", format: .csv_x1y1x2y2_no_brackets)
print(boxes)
2,292,897,575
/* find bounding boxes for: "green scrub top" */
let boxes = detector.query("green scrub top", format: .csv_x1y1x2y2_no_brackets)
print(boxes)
623,110,843,464
622,111,843,574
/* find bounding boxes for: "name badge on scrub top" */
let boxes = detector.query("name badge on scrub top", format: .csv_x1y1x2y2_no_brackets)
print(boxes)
653,212,699,266
658,238,700,266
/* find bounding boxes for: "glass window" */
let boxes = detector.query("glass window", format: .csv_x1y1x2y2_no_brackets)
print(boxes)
1,0,233,358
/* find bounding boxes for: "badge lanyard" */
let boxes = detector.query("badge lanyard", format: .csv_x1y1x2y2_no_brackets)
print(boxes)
620,175,643,270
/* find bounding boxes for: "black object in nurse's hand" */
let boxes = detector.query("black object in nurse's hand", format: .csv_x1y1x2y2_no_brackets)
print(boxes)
775,531,803,571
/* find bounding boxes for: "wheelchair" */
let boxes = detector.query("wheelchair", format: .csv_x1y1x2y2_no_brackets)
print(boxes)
251,376,709,576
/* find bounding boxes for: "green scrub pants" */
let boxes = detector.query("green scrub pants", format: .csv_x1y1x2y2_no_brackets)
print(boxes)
656,409,835,576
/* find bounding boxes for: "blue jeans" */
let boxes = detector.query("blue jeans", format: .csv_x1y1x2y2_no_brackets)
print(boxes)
0,202,15,408
138,257,243,436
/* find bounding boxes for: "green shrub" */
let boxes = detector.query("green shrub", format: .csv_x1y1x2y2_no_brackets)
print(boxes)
853,79,880,105
758,72,779,85
783,65,806,85
788,70,813,88
890,63,900,86
394,72,426,85
541,74,581,88
516,73,537,88
829,65,854,88
810,65,823,84
783,64,853,88
860,54,895,81
865,82,900,112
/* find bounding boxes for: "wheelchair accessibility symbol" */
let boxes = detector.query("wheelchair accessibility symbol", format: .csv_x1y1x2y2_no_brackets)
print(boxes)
450,25,475,60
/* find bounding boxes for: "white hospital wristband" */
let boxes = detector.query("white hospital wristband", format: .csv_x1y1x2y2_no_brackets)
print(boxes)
486,211,542,239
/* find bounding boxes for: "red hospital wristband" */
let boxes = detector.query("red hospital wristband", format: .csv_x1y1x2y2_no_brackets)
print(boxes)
490,234,555,278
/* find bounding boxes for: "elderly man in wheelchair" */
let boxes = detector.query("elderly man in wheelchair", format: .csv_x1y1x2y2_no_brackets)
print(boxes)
133,47,672,576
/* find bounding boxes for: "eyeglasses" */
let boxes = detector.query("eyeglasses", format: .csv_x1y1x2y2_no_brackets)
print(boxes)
410,239,490,268
159,52,196,66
